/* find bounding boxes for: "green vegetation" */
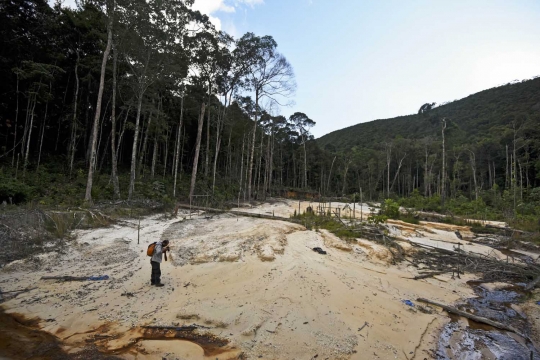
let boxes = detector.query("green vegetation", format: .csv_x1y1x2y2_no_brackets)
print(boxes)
292,211,358,241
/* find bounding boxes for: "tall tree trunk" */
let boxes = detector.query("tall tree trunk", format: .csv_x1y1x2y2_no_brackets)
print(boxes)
505,144,509,189
342,159,350,196
205,92,211,177
239,133,245,191
95,99,110,174
138,108,153,174
85,5,113,202
189,103,206,200
327,155,336,195
179,125,186,181
116,107,129,159
303,136,308,189
385,142,392,197
263,129,271,197
37,89,50,171
150,98,161,179
83,77,91,164
441,119,447,207
247,90,259,200
256,131,264,198
56,69,72,152
110,46,120,198
268,137,273,189
128,93,145,200
69,50,80,176
21,88,31,161
390,154,407,191
173,96,184,197
512,123,517,214
23,91,39,177
151,130,159,179
226,127,232,178
162,125,169,178
468,150,478,201
98,130,111,174
212,94,228,192
12,73,20,167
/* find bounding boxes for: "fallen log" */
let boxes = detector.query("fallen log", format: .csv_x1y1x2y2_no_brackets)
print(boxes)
142,324,209,331
41,275,109,281
413,271,449,280
417,298,526,338
41,276,88,281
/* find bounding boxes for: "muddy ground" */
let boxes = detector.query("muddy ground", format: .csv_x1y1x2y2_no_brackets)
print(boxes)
1,199,540,359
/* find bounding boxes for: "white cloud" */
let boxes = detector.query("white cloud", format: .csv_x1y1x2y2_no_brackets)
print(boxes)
192,0,235,15
192,0,263,31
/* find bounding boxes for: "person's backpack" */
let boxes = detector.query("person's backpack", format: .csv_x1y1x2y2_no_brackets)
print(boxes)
147,242,157,256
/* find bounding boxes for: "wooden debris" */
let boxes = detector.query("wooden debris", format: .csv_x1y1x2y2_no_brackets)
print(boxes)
142,324,211,331
358,321,369,332
142,325,199,332
412,271,449,280
41,276,89,281
417,298,526,338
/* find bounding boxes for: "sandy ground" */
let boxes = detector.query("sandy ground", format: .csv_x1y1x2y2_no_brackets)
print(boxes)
232,199,375,220
0,200,531,359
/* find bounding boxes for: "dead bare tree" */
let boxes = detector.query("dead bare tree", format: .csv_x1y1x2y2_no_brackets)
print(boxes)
240,33,296,200
467,149,478,201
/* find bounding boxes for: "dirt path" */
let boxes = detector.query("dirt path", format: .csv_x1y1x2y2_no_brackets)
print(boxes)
0,200,516,359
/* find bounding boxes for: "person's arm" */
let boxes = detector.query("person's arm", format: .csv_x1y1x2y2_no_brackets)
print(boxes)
162,244,170,261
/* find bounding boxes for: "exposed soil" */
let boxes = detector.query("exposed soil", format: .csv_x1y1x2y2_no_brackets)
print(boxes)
0,199,539,359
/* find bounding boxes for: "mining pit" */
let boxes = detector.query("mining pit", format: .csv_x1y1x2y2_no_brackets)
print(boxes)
1,199,539,359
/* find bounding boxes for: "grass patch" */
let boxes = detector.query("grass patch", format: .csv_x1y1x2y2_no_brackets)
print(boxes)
470,224,500,234
400,215,419,225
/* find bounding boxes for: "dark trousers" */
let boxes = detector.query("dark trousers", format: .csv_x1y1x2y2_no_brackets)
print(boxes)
150,261,161,284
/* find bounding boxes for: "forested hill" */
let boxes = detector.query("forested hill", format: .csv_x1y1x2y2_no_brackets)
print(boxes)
318,77,540,152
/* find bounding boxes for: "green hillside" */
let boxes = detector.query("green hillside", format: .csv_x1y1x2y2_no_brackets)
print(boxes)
318,77,540,151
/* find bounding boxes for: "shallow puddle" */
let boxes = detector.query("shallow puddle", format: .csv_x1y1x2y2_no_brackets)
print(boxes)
0,307,240,359
437,281,540,359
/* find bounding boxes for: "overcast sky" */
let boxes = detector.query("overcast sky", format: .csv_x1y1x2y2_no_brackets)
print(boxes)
59,0,540,138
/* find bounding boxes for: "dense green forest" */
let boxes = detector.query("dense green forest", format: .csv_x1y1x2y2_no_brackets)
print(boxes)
1,0,539,231
0,0,316,205
318,77,540,228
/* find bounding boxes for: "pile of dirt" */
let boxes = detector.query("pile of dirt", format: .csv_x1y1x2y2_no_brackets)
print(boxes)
163,214,305,264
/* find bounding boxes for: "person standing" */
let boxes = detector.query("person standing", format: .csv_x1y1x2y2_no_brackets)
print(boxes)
150,239,170,287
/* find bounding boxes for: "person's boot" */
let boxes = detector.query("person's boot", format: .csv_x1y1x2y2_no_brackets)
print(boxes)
155,283,165,287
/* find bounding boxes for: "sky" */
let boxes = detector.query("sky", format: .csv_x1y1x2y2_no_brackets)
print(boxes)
59,0,540,138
